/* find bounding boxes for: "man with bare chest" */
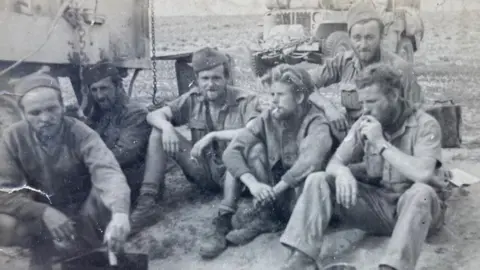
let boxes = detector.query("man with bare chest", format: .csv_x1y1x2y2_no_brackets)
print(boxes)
130,47,262,228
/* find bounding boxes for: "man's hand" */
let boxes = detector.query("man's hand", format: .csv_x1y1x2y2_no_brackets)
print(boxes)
104,213,131,254
325,107,349,132
42,207,76,243
335,170,358,209
248,181,276,205
162,126,180,155
191,132,215,159
359,116,385,146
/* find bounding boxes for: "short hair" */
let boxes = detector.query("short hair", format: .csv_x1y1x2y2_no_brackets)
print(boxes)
261,64,315,98
355,63,404,97
195,62,230,79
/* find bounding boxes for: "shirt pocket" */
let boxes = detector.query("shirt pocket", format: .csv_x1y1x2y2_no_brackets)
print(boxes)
341,89,362,110
188,118,208,143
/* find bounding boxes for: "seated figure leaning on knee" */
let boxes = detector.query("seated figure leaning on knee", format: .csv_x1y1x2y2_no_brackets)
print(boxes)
279,63,452,270
199,64,336,259
130,47,262,228
0,73,131,270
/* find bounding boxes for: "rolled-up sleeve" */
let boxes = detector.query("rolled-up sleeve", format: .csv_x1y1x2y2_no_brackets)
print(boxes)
281,118,333,187
309,53,345,88
75,123,131,214
166,91,193,126
413,117,442,162
223,112,266,179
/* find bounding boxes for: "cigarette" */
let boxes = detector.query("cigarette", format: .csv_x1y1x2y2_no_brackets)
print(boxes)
108,250,118,266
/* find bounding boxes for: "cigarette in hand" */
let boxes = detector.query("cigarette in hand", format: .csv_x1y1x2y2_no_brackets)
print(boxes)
108,250,118,266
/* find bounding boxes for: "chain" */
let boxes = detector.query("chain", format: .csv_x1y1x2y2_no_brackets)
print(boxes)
150,0,158,105
70,0,91,117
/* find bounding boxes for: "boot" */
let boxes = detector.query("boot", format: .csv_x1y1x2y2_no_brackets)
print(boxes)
130,192,161,235
280,250,319,270
198,212,233,259
226,204,282,246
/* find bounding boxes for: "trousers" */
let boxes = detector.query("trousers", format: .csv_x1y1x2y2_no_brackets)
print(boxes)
280,172,444,270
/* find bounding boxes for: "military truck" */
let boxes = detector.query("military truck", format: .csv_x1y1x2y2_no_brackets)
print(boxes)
251,0,424,77
0,0,160,136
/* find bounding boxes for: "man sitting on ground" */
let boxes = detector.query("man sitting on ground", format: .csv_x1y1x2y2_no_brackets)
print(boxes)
0,73,131,270
279,63,451,270
199,64,336,259
131,47,262,229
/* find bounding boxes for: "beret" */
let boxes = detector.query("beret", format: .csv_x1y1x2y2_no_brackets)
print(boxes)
83,61,120,85
14,73,61,102
191,47,229,72
347,2,382,32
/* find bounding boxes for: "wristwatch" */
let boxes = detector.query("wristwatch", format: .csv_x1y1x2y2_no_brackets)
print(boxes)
378,141,392,156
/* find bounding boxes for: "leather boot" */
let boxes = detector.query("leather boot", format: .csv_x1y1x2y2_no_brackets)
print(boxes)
226,205,282,246
199,212,233,259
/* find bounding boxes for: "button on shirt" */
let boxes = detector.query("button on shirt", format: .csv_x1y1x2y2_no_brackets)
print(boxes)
333,109,445,194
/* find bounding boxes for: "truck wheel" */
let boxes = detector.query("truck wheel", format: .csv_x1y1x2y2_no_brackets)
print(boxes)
323,31,352,58
250,50,270,78
397,37,414,63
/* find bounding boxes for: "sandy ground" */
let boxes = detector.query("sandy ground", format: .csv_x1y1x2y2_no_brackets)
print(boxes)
2,6,480,270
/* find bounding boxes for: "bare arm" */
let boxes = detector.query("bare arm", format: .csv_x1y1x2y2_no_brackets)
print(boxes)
146,107,175,132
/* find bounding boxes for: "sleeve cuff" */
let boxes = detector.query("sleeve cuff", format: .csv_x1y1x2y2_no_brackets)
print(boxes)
231,167,253,180
111,201,130,215
281,171,299,188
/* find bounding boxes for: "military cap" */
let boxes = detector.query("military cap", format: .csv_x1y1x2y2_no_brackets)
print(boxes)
14,73,61,103
191,47,229,72
347,2,382,32
83,60,120,85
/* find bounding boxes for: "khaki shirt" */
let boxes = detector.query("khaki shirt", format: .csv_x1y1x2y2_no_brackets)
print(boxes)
333,109,445,194
223,104,334,188
309,50,423,119
167,86,262,158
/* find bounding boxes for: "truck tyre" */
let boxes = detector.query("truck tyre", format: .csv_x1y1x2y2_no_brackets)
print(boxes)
250,50,270,78
323,31,352,58
397,37,414,63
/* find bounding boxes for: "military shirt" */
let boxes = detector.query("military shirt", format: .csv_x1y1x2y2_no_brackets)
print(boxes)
333,109,445,194
309,50,423,117
223,104,334,188
0,117,131,220
167,85,262,157
89,101,151,193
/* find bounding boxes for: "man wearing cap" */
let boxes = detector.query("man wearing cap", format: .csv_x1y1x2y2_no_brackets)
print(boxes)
81,61,152,233
279,63,450,270
309,2,422,136
132,47,262,230
0,73,131,270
